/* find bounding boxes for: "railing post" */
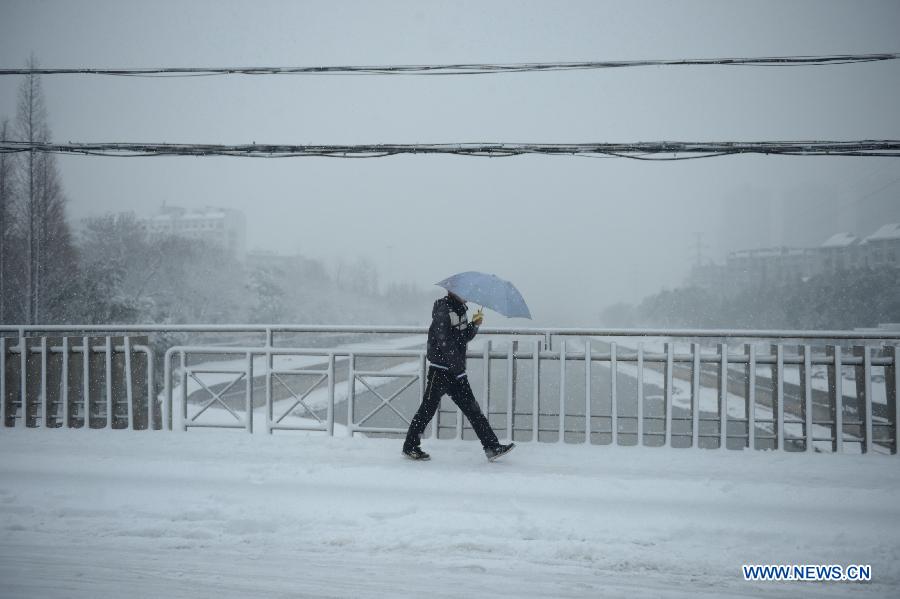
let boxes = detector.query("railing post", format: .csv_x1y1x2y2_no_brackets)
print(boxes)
746,344,756,450
719,342,728,450
802,345,813,452
584,339,591,445
855,346,872,454
82,336,90,430
327,353,336,437
828,345,843,453
610,341,618,446
40,337,48,428
124,337,134,430
533,338,540,442
265,347,274,434
637,343,644,446
511,340,518,440
180,351,188,432
775,343,784,451
691,343,701,448
506,340,516,442
162,348,171,432
161,348,172,431
665,342,673,448
889,346,899,455
104,336,113,429
245,352,253,434
18,334,26,429
483,339,492,425
143,347,155,430
347,354,355,437
558,339,566,443
61,337,70,428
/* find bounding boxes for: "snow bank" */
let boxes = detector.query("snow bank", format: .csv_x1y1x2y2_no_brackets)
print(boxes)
1,430,898,597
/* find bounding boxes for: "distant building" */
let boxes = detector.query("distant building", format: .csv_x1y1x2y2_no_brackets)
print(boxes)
818,232,861,273
140,204,246,258
725,246,815,287
689,223,900,295
861,223,900,268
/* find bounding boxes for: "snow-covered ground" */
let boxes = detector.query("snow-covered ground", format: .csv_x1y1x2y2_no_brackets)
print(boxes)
1,430,898,598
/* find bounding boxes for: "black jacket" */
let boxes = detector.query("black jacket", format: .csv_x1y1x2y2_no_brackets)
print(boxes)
426,295,479,374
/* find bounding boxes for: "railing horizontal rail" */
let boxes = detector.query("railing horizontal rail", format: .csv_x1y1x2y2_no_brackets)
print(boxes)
3,324,900,340
10,342,899,370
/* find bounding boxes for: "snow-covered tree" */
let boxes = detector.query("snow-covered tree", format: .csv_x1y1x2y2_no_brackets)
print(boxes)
12,55,78,324
0,118,16,323
76,213,148,322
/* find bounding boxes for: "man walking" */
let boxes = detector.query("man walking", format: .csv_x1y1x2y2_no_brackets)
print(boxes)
403,291,515,462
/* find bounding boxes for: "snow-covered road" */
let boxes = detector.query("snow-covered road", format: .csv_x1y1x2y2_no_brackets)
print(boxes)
1,430,898,598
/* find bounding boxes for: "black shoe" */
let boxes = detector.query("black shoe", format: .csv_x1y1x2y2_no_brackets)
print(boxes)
485,443,515,462
402,446,431,461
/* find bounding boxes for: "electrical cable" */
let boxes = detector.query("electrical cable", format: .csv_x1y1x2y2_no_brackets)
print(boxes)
1,53,898,77
1,140,898,159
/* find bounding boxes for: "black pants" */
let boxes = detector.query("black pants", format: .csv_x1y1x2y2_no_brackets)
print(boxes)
404,366,500,451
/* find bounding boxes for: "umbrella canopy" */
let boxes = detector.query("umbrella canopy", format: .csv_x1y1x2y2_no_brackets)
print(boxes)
436,271,532,319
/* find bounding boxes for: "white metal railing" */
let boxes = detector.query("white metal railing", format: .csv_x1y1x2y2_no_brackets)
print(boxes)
267,350,335,435
347,350,426,436
0,335,155,430
2,325,898,455
179,352,253,433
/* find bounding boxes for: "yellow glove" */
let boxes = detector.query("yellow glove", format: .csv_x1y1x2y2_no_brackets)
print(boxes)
472,309,484,326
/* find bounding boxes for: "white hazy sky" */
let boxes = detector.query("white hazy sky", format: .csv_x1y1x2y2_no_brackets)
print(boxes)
1,0,898,324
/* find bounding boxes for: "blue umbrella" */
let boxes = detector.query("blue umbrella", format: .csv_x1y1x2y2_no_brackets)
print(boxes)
436,271,532,319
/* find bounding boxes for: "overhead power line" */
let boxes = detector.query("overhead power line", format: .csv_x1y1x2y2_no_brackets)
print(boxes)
1,140,898,160
1,53,898,77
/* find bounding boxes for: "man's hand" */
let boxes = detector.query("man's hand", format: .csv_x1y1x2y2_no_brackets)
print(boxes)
472,309,484,326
